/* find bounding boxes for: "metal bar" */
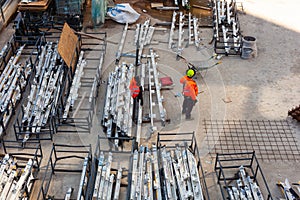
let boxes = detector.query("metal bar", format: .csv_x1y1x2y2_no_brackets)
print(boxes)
168,11,177,49
116,23,128,65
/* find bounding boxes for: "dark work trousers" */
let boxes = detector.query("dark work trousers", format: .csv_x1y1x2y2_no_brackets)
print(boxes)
182,96,195,119
133,88,143,123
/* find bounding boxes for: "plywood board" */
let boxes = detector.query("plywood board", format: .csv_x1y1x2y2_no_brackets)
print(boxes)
58,23,79,72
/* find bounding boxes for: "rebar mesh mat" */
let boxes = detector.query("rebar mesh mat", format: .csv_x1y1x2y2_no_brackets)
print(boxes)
204,120,300,161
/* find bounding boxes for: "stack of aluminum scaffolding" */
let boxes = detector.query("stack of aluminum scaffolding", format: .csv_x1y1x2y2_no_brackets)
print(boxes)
18,42,64,142
92,152,123,200
91,135,135,200
212,0,242,55
129,144,204,200
0,154,35,199
63,50,86,119
102,63,135,146
168,12,201,55
0,45,31,136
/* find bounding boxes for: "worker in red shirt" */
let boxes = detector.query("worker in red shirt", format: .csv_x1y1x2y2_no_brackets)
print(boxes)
180,69,198,120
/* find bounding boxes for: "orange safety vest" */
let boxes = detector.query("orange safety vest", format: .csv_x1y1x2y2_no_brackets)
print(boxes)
129,77,140,98
180,76,198,100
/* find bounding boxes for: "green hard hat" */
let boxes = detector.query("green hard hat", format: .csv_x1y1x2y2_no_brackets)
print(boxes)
186,69,195,78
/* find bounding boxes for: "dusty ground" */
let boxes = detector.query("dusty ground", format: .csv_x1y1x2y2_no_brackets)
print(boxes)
0,0,299,199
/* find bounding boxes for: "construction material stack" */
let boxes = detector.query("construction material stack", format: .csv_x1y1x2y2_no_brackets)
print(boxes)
212,0,242,55
14,41,65,143
168,12,201,54
129,143,205,200
0,44,31,137
215,152,274,200
102,63,135,147
0,154,36,199
91,135,135,200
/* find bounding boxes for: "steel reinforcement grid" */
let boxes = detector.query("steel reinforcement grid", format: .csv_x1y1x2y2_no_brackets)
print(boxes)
204,119,300,161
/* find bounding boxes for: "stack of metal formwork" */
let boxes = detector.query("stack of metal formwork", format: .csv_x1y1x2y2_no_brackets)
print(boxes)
102,63,135,146
14,41,65,142
0,154,35,199
63,50,86,119
92,152,123,200
0,45,31,137
129,144,205,200
212,0,242,55
91,135,134,200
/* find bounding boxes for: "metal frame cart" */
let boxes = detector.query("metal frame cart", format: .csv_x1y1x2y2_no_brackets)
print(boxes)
157,131,211,200
37,143,92,200
214,151,274,200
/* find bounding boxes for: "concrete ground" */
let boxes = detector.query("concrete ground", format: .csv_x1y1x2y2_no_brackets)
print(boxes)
0,0,299,199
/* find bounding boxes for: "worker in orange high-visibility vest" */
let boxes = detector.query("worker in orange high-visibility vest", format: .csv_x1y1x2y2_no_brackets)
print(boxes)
180,69,198,120
129,76,143,106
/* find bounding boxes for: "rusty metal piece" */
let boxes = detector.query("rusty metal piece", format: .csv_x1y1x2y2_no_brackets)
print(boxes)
288,105,300,121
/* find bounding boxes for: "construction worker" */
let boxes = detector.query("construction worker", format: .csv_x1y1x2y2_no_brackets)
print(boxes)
129,76,143,105
180,69,198,120
130,76,143,124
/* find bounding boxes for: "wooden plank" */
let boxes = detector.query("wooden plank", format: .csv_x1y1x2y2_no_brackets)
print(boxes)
18,0,51,7
18,0,52,11
58,23,79,72
151,3,163,8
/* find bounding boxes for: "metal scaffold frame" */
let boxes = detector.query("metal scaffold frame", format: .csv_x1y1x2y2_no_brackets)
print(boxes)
214,152,274,200
0,35,40,138
37,143,92,200
13,33,67,143
212,0,242,55
90,135,136,200
56,31,107,133
157,132,210,200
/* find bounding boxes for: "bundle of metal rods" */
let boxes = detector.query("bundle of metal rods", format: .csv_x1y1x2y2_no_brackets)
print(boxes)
129,144,204,200
0,154,35,199
0,45,31,136
21,42,64,142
